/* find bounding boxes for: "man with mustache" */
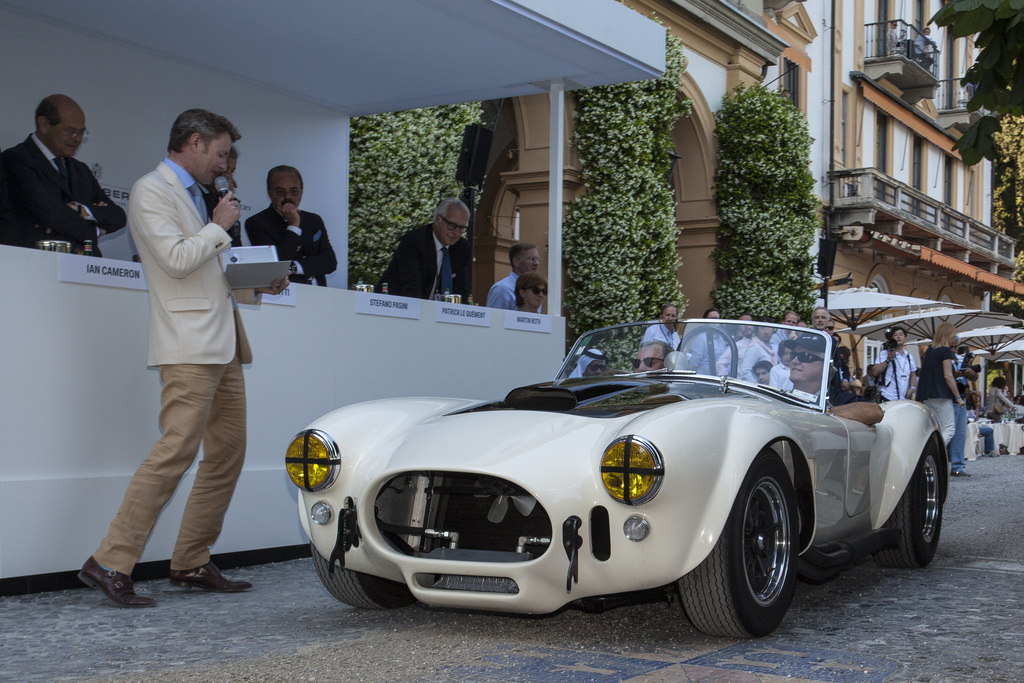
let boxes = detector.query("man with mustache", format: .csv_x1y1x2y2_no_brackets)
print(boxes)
245,165,337,286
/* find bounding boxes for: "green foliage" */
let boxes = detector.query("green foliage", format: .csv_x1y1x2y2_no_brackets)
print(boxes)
932,0,1024,164
563,30,690,338
711,85,819,320
991,115,1024,315
348,103,480,285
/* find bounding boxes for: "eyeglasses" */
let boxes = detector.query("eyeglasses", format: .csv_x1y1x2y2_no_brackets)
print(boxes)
64,127,88,143
522,256,542,264
530,287,548,296
793,352,824,364
631,357,662,369
437,215,468,233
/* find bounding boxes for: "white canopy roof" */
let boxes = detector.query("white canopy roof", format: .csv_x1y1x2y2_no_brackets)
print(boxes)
0,0,667,115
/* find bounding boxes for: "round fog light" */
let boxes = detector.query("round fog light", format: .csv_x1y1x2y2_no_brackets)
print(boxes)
623,515,649,542
310,502,333,525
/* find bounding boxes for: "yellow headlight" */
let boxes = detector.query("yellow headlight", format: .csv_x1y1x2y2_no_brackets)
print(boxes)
285,429,340,491
601,436,664,505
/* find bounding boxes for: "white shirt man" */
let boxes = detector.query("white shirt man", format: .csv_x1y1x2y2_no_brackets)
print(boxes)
641,304,681,351
486,242,540,310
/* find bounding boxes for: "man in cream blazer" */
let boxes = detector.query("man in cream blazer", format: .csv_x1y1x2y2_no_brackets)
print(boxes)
79,109,287,607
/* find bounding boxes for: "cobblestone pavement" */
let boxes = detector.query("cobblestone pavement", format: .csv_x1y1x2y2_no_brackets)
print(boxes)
2,455,1022,683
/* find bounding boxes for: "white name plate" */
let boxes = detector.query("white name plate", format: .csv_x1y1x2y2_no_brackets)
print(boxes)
436,301,491,327
504,311,552,333
356,292,421,319
260,285,297,307
59,253,148,291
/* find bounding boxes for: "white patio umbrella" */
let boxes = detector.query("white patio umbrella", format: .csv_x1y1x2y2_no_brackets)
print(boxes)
955,326,1024,355
821,287,956,332
844,309,1022,341
977,340,1024,362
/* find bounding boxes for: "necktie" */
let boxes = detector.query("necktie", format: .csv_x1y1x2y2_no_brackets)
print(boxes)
188,184,207,221
54,157,68,179
440,246,453,294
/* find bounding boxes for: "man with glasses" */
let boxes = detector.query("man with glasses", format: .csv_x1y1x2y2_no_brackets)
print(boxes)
486,241,540,310
378,197,472,300
245,165,337,286
789,334,882,425
2,94,125,254
633,340,669,373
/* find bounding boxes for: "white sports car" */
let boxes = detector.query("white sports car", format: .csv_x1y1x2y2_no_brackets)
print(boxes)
285,320,947,637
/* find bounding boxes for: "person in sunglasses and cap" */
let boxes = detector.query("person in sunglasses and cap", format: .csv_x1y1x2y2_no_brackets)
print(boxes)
789,334,883,425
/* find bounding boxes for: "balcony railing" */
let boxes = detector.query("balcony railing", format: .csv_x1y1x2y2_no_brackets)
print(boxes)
863,20,939,101
832,167,1014,269
865,20,940,78
936,78,971,111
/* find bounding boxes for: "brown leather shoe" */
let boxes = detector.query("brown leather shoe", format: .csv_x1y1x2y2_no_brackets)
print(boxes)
168,562,252,592
78,556,156,607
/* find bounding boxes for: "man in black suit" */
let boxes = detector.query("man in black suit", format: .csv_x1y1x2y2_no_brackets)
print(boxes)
378,197,472,300
245,165,337,286
2,94,126,254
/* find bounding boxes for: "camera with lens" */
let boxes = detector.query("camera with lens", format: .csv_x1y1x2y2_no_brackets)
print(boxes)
958,351,981,374
882,327,898,351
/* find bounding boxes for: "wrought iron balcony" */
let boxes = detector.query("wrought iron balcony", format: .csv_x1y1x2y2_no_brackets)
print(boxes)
831,167,1014,275
863,20,939,104
935,78,983,133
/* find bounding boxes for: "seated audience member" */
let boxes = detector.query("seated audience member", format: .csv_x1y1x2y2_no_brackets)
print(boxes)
634,339,669,373
641,303,681,351
788,333,883,425
753,360,773,385
849,378,864,397
486,242,540,310
770,339,795,391
569,349,607,378
739,323,778,383
514,272,547,313
2,94,126,255
987,376,1014,421
378,197,471,300
203,145,241,246
245,165,337,286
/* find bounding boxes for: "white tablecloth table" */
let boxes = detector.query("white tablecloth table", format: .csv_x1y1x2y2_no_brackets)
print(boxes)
966,421,1024,459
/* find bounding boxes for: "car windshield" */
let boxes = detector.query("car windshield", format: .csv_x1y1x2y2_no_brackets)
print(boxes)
554,320,833,410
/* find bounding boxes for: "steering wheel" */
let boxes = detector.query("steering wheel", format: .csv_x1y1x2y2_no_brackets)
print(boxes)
679,324,739,376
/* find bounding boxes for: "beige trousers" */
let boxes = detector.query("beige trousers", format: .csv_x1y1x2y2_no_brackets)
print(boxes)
94,352,246,574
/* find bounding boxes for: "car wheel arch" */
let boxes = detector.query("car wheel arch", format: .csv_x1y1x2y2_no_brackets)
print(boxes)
767,438,815,553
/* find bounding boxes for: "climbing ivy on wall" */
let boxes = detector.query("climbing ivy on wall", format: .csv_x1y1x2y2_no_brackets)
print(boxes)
562,30,690,338
348,103,481,286
711,85,819,319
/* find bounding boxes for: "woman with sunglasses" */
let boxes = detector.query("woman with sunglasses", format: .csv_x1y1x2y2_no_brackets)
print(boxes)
515,271,547,313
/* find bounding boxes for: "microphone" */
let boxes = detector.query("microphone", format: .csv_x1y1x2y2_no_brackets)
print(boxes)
213,176,241,243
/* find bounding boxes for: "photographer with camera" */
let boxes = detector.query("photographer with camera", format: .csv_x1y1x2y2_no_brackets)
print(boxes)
949,343,982,472
867,325,918,402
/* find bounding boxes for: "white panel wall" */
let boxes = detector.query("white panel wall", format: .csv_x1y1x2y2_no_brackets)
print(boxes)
0,247,565,579
0,8,349,286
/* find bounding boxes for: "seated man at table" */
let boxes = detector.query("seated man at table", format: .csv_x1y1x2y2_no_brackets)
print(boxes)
2,94,126,254
378,198,471,300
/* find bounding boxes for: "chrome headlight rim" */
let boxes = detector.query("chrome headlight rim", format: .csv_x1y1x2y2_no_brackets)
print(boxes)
286,428,341,492
600,435,665,505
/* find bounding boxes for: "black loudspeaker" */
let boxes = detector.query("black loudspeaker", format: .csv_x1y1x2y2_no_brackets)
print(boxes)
817,236,838,278
456,123,492,187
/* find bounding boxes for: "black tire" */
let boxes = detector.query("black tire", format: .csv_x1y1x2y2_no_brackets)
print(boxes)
874,440,943,568
310,543,415,609
679,452,798,637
